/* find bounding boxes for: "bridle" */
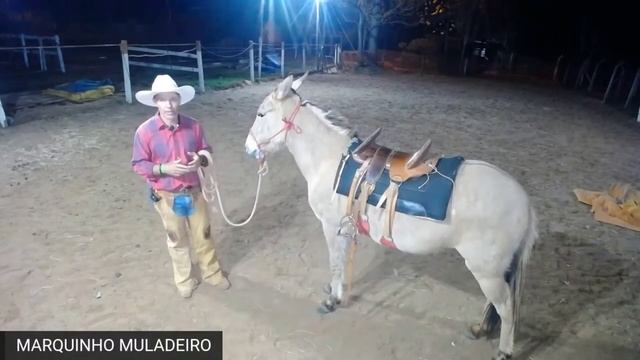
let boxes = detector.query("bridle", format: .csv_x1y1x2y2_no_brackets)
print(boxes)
195,91,306,228
249,94,305,174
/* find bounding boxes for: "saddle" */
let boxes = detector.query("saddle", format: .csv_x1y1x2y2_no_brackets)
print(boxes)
341,127,440,249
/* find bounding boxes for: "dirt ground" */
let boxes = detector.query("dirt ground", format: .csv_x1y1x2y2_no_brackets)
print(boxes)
1,72,639,360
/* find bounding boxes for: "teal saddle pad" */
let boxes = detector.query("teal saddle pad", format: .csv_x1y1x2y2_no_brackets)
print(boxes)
332,137,464,221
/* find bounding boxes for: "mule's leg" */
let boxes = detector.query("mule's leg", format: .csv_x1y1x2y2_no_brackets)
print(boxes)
474,275,515,360
466,300,500,340
318,220,350,314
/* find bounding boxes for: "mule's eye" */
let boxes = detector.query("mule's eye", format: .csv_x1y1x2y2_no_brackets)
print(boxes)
257,112,265,117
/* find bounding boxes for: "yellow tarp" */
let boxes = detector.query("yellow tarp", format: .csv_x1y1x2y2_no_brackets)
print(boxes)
43,85,115,103
574,183,640,232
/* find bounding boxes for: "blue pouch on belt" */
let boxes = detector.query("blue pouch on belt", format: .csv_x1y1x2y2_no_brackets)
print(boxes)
172,194,194,217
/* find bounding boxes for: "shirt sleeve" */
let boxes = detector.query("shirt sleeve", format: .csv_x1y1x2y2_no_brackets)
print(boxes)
196,123,213,154
131,129,157,180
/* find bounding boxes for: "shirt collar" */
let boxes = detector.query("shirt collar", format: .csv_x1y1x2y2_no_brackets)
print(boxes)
154,113,191,130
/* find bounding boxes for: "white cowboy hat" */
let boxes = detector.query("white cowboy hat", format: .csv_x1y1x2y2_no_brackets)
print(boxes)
135,74,195,106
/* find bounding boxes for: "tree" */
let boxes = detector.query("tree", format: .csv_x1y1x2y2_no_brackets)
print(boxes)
356,0,425,55
340,0,460,65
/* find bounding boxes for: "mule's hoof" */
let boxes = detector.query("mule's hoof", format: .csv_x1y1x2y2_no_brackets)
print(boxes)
492,351,512,360
465,324,484,340
317,296,341,314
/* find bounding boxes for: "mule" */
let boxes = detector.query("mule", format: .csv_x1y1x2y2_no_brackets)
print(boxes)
244,73,538,360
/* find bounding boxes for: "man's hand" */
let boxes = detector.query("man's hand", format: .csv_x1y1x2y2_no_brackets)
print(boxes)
187,152,205,169
160,159,197,177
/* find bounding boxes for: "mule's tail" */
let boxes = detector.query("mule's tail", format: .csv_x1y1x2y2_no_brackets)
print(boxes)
480,205,538,335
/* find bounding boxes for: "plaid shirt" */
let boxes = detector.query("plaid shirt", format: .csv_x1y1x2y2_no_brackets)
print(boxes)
131,113,212,192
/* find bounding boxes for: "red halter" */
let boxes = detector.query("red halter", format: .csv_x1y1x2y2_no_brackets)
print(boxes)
250,101,303,153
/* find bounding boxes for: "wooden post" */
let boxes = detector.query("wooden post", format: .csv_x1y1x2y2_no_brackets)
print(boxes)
54,35,66,73
553,55,565,82
20,33,29,68
603,62,624,104
302,42,306,71
0,98,7,128
281,41,285,78
120,40,133,104
588,59,606,93
249,41,255,82
38,37,46,71
196,41,205,93
258,36,263,80
624,69,640,109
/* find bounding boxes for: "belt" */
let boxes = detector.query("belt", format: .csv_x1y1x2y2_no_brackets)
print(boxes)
154,185,200,194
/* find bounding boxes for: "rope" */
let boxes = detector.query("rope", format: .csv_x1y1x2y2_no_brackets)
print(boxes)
203,45,252,58
0,44,120,50
128,46,196,58
129,43,199,47
196,150,264,227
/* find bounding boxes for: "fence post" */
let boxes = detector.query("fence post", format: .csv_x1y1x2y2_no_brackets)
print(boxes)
553,55,565,82
20,33,29,68
334,44,338,67
258,36,263,80
281,41,285,78
624,68,640,109
588,59,607,93
603,62,624,103
195,41,205,93
120,40,133,104
249,41,255,83
294,43,298,59
54,35,66,73
38,37,46,71
0,98,7,128
302,42,306,71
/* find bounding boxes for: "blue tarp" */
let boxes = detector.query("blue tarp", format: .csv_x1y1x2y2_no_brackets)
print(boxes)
55,79,113,93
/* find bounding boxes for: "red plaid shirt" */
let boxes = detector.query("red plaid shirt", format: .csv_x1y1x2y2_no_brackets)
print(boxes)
131,113,211,192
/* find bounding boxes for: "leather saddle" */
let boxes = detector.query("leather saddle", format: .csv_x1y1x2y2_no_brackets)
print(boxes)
352,127,436,182
340,127,440,249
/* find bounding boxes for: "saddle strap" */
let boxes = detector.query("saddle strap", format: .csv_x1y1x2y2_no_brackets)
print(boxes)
345,159,370,216
358,181,375,223
381,182,400,246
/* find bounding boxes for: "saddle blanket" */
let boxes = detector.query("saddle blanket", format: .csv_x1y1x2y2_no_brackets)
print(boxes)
332,137,465,221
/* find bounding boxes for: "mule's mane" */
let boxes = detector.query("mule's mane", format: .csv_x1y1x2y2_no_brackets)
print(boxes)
303,101,356,138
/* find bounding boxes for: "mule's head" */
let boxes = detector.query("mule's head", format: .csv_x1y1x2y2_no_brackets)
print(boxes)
244,72,308,162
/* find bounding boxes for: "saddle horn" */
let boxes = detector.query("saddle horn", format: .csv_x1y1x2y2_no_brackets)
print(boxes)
405,139,432,170
353,127,382,155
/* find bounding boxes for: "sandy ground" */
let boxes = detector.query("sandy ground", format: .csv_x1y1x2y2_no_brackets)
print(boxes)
1,72,639,360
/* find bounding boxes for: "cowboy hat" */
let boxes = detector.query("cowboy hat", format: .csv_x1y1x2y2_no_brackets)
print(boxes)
135,74,195,106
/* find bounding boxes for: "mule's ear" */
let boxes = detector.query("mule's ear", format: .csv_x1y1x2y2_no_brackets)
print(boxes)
292,71,309,92
275,75,294,100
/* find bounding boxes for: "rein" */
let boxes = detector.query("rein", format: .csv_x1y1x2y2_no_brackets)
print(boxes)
196,149,263,227
196,98,305,227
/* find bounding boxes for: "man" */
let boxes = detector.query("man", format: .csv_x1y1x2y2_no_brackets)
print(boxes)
131,74,230,298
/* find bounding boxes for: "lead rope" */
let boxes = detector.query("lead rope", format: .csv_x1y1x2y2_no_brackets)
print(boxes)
196,150,264,227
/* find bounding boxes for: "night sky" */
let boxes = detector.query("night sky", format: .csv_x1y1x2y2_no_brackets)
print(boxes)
0,0,637,63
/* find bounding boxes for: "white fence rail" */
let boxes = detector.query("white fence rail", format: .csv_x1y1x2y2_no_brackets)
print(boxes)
555,54,640,123
0,33,66,73
120,40,205,104
247,40,342,82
